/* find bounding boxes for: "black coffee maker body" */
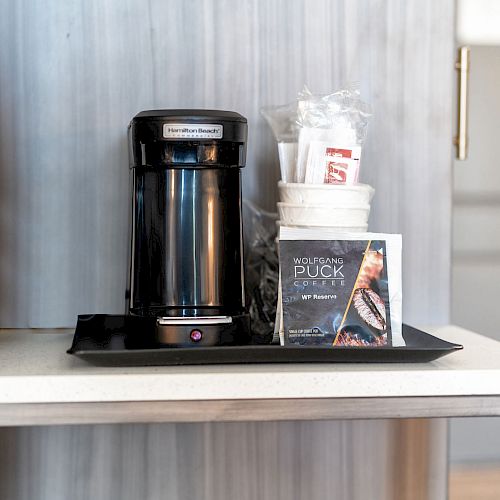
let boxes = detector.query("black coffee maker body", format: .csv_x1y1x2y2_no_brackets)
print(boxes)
128,110,251,346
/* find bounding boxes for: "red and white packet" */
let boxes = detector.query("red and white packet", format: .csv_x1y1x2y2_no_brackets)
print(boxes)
304,141,361,185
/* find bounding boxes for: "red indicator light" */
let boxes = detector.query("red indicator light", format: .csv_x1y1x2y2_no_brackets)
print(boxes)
190,329,203,342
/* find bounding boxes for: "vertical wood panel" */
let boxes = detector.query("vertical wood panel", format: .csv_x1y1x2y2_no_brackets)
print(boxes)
0,420,447,500
0,0,454,327
391,419,449,500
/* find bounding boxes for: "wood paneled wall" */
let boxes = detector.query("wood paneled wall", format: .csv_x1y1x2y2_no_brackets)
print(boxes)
0,419,448,500
0,0,454,327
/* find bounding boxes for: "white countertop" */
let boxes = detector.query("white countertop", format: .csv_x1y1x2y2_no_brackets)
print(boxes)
0,325,499,425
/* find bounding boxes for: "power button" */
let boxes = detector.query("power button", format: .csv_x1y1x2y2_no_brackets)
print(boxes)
190,329,203,342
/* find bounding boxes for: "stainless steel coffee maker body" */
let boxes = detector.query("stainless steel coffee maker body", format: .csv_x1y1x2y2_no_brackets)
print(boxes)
128,110,250,346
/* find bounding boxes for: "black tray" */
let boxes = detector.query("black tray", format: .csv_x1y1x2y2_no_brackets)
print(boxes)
68,322,462,366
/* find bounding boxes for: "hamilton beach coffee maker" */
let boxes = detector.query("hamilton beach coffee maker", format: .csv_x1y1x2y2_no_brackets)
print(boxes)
127,110,251,346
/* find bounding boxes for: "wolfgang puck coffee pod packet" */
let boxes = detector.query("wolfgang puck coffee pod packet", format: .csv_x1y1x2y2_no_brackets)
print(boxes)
278,227,403,347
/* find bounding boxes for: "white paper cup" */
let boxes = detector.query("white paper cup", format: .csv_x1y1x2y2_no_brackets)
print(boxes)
276,221,368,233
278,181,374,206
277,202,370,227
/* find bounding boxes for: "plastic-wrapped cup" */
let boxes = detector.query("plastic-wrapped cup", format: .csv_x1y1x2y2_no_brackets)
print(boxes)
277,202,370,227
278,181,374,206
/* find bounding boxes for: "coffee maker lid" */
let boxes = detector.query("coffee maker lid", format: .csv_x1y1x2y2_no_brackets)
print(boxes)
134,109,246,122
130,109,247,143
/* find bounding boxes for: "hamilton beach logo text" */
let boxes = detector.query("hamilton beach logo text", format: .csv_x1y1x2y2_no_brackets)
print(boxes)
163,123,223,139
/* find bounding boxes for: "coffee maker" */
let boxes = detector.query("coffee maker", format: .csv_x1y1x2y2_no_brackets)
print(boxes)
127,110,251,346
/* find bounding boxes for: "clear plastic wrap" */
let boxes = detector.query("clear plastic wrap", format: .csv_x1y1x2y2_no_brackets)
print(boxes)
262,85,371,184
242,200,280,344
296,84,371,142
260,103,298,183
296,85,371,184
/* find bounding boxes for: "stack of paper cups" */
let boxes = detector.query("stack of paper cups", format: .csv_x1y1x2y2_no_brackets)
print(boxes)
277,181,374,232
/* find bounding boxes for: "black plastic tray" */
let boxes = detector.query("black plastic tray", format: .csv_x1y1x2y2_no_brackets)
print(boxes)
68,323,462,366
